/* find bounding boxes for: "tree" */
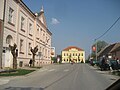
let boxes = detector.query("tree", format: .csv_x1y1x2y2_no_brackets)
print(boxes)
30,45,38,67
95,40,108,53
90,40,108,60
9,43,18,69
51,57,57,63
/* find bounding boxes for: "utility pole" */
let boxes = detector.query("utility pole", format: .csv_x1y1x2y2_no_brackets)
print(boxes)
95,39,97,61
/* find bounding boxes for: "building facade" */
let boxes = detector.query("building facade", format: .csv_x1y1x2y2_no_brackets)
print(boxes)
62,46,85,63
1,0,52,68
0,0,5,68
98,43,120,60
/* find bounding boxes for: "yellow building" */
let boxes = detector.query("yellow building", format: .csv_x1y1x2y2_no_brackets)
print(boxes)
62,46,85,63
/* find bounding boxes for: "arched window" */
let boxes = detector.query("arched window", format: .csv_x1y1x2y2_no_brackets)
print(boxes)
81,53,83,56
6,35,13,45
73,53,74,56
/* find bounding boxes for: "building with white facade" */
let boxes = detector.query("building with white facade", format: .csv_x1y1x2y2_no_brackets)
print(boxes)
0,0,52,68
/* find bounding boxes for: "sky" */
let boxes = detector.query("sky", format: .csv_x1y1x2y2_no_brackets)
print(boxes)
23,0,120,58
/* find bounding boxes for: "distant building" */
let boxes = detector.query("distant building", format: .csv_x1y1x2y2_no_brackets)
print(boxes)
62,46,85,63
0,0,52,68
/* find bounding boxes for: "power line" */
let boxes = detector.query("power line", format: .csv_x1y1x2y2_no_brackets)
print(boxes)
95,16,120,40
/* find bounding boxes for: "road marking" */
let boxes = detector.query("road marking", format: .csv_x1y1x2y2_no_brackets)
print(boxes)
0,79,9,85
64,69,69,72
48,69,55,72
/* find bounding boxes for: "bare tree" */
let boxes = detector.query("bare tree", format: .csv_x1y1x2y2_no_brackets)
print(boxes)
30,45,38,67
9,43,18,69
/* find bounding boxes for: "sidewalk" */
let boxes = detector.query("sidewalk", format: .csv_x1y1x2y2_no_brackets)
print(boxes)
0,69,5,72
89,64,120,80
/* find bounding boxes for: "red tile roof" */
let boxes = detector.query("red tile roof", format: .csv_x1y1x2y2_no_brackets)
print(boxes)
63,46,84,51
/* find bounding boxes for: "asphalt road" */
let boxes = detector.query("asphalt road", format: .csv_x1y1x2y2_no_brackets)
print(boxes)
0,64,119,90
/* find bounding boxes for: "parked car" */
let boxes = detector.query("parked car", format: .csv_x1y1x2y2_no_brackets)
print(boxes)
90,59,99,66
98,58,110,71
109,60,119,70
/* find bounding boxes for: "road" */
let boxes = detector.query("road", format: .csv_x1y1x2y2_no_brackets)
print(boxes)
0,64,119,90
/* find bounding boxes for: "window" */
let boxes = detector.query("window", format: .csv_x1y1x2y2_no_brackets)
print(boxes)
8,7,14,23
28,43,31,54
37,26,39,32
76,53,77,56
37,27,39,34
29,23,32,35
21,16,25,30
40,28,43,41
66,53,68,56
64,53,65,56
48,50,50,58
6,35,13,45
81,53,83,56
36,26,39,39
20,39,24,54
45,49,47,58
43,33,45,41
40,47,41,52
43,48,44,57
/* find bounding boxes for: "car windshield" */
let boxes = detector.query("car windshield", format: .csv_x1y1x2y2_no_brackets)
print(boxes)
0,0,120,90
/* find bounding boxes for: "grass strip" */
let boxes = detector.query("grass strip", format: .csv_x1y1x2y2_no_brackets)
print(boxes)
0,69,35,76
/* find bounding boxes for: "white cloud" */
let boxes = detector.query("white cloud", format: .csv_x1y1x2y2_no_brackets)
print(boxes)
51,18,60,25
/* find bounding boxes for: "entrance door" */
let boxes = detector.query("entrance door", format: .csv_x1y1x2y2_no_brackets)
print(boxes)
3,35,13,68
4,47,13,67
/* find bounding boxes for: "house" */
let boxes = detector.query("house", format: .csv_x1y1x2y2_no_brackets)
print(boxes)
0,0,52,68
97,43,120,60
110,43,120,59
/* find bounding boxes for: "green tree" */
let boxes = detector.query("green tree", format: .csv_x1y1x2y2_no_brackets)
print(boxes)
51,57,57,63
95,40,108,53
90,40,108,60
31,45,38,67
